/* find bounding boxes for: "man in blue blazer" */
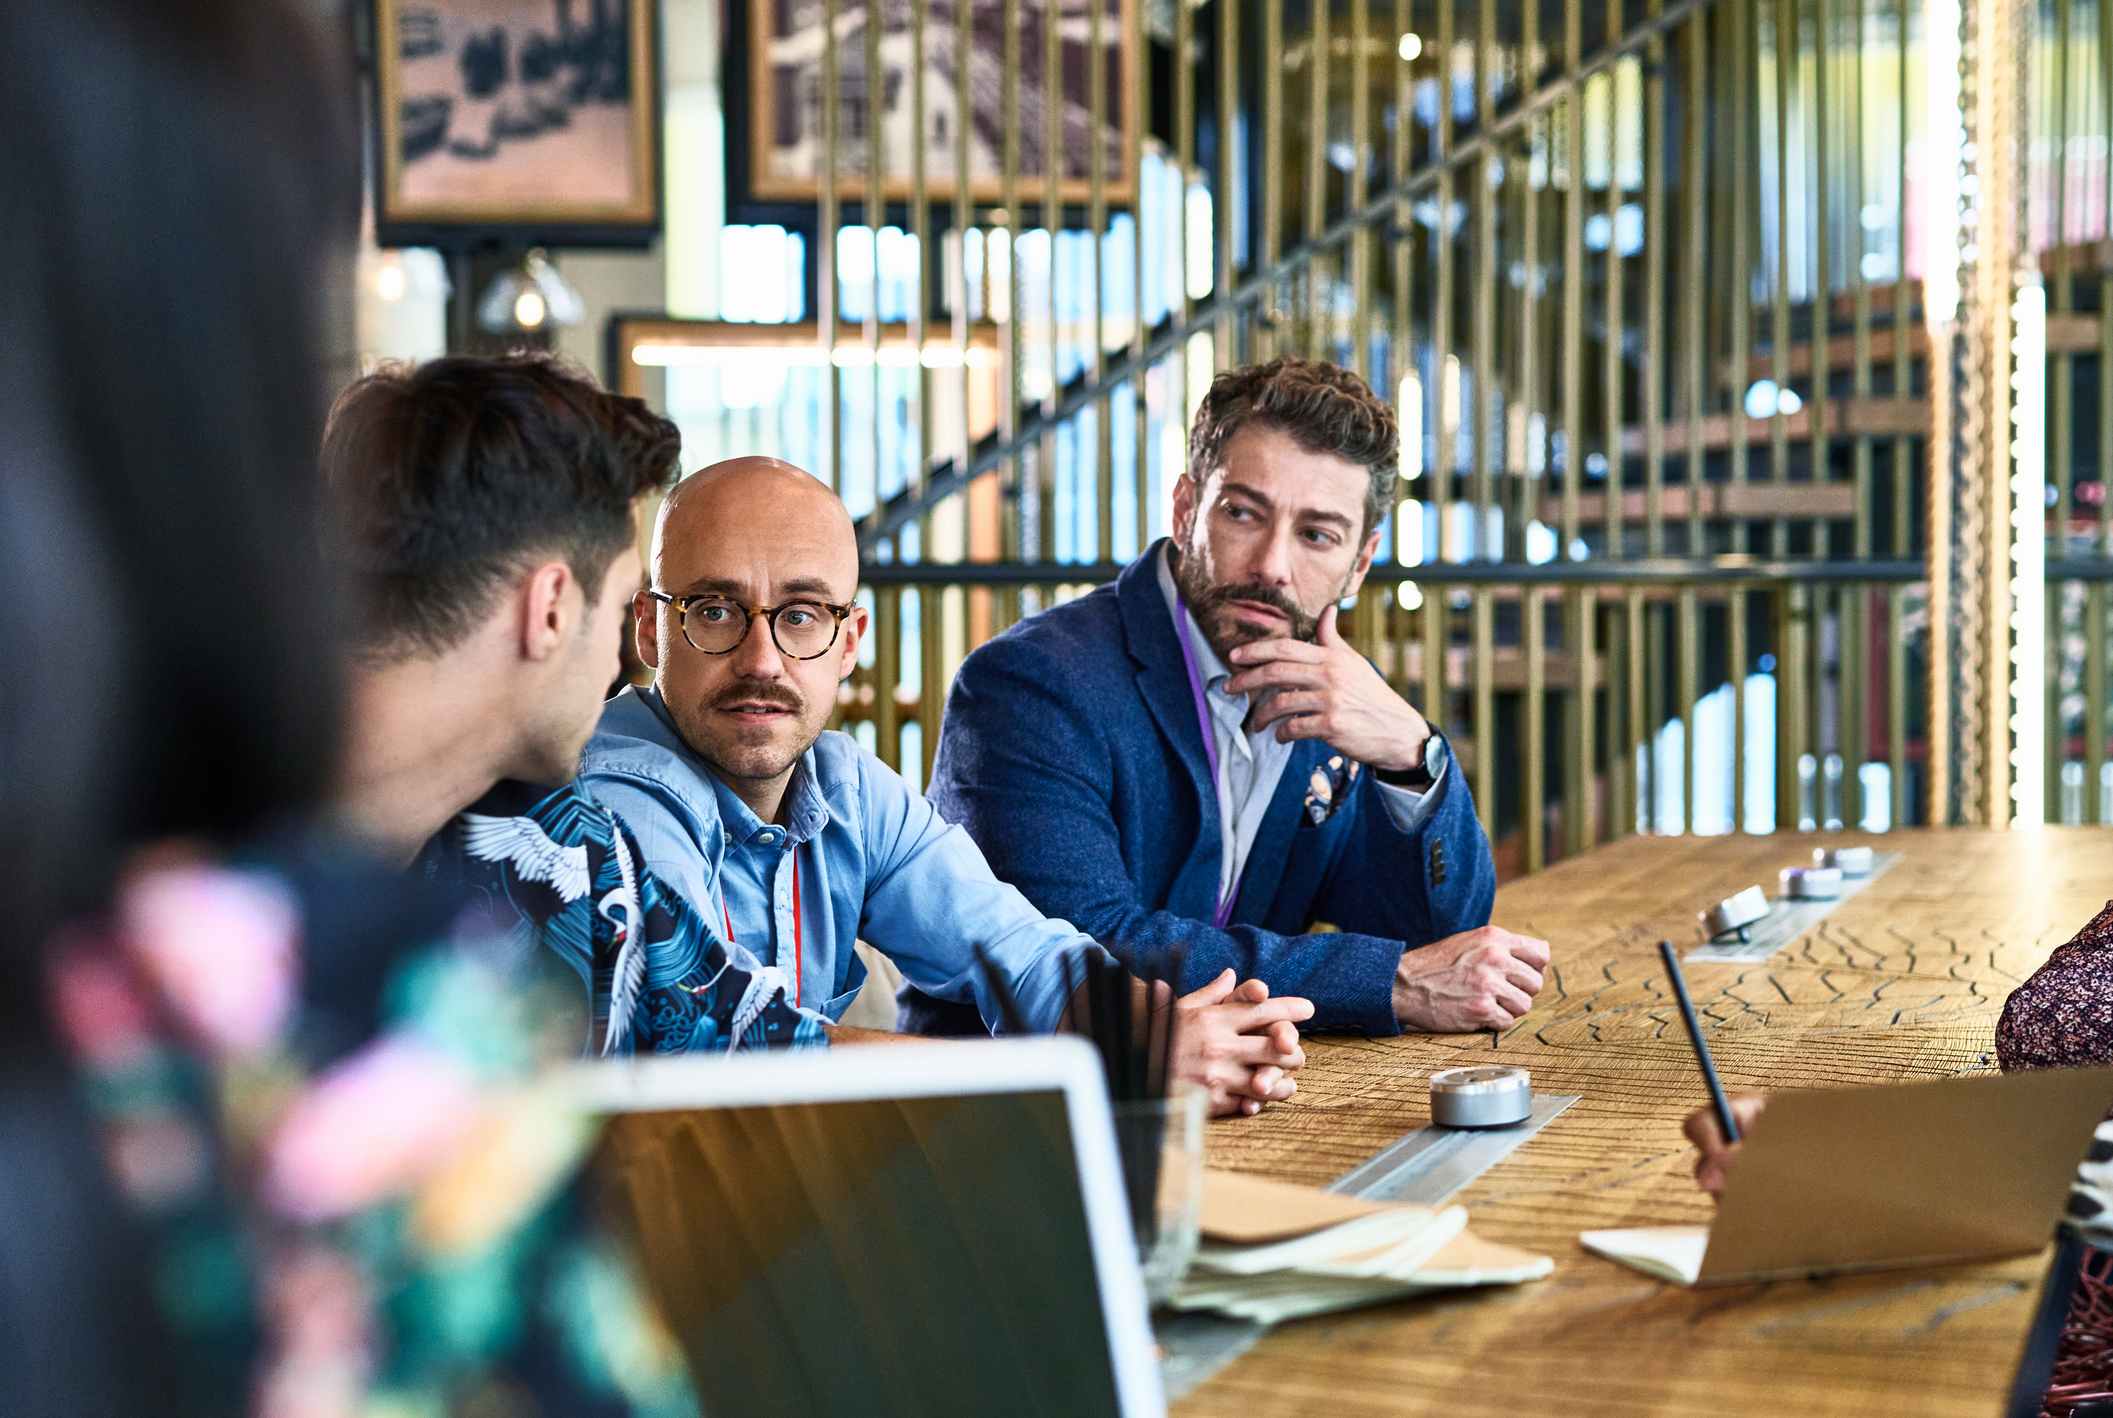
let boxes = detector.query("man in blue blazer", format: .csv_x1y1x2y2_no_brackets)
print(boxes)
916,357,1549,1037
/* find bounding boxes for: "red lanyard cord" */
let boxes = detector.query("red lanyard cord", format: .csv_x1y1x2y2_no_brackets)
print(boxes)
721,851,803,1008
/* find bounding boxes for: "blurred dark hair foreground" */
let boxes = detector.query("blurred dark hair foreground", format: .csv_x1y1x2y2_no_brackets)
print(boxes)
0,1,355,1413
0,0,356,953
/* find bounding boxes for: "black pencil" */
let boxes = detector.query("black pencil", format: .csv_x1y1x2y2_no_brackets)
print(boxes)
1657,939,1742,1144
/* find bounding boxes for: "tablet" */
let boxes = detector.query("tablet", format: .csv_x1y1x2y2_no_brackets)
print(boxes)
574,1036,1165,1417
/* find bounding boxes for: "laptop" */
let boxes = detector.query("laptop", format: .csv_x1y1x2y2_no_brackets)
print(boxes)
1582,1065,2113,1286
572,1036,1165,1418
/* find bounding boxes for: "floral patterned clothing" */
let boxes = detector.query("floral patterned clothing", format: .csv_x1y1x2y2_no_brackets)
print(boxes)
1996,900,2113,1417
47,843,697,1418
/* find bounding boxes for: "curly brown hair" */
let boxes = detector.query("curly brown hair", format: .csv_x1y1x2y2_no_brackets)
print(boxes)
1185,357,1399,538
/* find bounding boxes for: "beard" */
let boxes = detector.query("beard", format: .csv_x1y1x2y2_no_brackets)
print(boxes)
674,679,819,785
1170,539,1329,664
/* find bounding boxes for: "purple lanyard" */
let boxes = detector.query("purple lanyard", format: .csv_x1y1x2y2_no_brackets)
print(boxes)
1172,602,1240,928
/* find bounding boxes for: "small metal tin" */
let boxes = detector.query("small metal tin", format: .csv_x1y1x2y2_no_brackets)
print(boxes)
1700,885,1771,942
1429,1065,1533,1129
1814,845,1874,877
1780,865,1844,899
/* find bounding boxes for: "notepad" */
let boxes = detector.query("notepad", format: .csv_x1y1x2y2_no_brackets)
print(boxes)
1171,1170,1553,1323
1582,1066,2113,1288
1577,1225,1711,1285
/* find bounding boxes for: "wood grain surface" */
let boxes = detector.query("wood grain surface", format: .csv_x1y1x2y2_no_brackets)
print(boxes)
1179,829,2113,1417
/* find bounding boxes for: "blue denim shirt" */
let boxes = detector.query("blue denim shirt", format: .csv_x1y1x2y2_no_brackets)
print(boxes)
580,686,1111,1032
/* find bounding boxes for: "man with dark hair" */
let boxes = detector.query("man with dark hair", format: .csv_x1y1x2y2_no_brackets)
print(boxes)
921,356,1548,1038
326,354,675,826
324,353,823,1054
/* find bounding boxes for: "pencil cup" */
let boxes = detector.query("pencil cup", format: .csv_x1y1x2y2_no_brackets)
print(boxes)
1111,1082,1205,1307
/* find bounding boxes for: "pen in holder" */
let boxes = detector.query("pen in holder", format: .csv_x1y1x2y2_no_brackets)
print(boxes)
975,944,1203,1306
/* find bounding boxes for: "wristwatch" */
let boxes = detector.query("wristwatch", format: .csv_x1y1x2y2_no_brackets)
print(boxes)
1378,726,1449,792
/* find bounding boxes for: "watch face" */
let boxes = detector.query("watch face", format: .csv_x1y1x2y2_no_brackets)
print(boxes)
1425,732,1450,777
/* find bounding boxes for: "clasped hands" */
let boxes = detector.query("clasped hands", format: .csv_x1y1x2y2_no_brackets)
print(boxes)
1074,969,1314,1118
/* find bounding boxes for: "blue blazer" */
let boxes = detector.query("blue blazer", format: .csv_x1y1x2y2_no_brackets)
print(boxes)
911,541,1497,1036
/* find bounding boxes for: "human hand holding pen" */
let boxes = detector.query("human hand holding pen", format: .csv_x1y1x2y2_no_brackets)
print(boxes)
1681,1095,1769,1196
1657,939,1767,1197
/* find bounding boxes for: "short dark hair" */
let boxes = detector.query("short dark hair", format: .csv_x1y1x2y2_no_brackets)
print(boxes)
323,354,680,661
1186,357,1399,538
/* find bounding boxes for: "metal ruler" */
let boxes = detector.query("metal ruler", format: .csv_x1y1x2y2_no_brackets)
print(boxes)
1326,1093,1579,1202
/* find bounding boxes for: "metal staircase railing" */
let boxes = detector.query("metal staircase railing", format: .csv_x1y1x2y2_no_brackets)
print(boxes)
618,0,2113,869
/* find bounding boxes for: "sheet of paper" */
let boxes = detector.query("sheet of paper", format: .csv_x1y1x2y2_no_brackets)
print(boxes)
1199,1169,1402,1243
1195,1206,1458,1276
1408,1229,1559,1286
1196,1168,1458,1274
1578,1227,1709,1286
1288,1207,1468,1278
1173,1224,1554,1324
1170,1274,1434,1325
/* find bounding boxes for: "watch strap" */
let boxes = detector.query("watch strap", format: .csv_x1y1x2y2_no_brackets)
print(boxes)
1375,725,1444,791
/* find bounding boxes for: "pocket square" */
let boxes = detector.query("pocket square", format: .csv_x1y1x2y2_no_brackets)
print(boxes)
1302,755,1360,827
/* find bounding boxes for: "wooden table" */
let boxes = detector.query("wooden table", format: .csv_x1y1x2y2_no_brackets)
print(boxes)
1181,829,2113,1417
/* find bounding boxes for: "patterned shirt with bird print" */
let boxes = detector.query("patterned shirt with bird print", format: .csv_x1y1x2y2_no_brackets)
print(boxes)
428,780,829,1056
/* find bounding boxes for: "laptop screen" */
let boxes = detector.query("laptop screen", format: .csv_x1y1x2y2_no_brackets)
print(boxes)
594,1087,1127,1418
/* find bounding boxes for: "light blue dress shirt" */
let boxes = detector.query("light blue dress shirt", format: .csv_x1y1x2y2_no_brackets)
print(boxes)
580,686,1112,1032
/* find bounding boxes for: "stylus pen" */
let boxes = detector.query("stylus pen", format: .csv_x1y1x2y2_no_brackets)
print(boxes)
1657,939,1741,1145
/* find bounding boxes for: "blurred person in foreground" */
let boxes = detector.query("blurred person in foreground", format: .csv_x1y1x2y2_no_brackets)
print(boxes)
0,3,688,1414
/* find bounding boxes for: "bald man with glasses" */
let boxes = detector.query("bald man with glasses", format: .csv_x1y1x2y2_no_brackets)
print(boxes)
579,456,1314,1115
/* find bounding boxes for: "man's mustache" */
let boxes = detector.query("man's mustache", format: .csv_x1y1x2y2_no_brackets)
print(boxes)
1197,582,1319,640
710,685,804,712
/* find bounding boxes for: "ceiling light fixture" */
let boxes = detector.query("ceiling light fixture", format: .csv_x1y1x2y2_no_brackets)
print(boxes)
477,248,583,336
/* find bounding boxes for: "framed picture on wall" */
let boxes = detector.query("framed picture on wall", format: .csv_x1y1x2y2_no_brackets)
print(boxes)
372,0,661,246
731,0,1141,217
